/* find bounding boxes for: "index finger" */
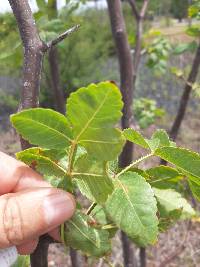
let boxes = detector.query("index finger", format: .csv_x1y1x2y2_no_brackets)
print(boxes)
0,152,50,195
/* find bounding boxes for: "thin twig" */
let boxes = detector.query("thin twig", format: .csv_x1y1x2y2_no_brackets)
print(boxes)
46,25,80,50
140,0,150,18
127,0,140,20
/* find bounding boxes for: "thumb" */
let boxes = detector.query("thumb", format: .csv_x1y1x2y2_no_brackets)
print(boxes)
0,188,75,248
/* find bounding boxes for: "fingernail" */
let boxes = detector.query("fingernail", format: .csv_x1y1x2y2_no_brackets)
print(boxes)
43,191,75,226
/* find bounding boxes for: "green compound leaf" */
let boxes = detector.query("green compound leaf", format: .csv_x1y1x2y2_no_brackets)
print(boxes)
105,172,158,247
64,211,111,257
123,128,150,149
153,188,195,219
74,155,114,204
155,147,200,179
146,166,183,189
67,82,124,160
11,108,72,149
188,175,200,202
16,148,66,178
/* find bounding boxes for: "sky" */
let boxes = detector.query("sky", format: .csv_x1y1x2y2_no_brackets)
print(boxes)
0,0,107,13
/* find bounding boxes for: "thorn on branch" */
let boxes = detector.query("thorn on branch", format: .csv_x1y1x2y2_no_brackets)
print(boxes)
44,24,80,52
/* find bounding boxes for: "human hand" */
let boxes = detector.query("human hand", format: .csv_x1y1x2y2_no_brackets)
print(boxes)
0,152,75,255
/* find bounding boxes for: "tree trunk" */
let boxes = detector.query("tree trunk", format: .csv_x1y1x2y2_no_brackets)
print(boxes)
8,1,50,267
106,1,135,266
9,1,78,266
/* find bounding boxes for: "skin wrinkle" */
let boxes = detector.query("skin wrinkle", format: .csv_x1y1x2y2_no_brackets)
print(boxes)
0,152,75,254
2,195,24,247
1,196,10,247
0,189,51,248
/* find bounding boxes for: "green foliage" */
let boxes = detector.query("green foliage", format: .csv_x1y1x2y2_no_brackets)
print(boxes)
66,82,124,161
153,188,195,219
0,13,22,71
188,0,200,20
173,41,198,55
64,211,111,257
146,37,172,74
0,89,18,114
155,147,200,178
74,155,114,204
11,109,72,150
123,128,150,149
186,25,200,37
171,0,189,21
106,172,158,247
146,166,183,189
133,98,165,129
12,256,30,267
188,175,200,201
12,82,200,258
16,148,66,178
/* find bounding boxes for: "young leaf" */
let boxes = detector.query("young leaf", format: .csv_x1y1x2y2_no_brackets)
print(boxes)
16,148,66,177
74,155,114,203
11,108,72,149
64,211,111,257
151,129,170,147
145,138,160,152
67,82,124,160
153,188,195,219
123,128,150,149
105,172,158,247
155,147,200,179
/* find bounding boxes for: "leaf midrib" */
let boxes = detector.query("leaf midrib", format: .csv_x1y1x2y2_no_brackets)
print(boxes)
117,180,146,232
26,153,66,174
75,89,111,142
69,220,100,248
19,117,72,143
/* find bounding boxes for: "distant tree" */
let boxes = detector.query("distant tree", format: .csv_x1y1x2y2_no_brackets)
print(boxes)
171,0,189,22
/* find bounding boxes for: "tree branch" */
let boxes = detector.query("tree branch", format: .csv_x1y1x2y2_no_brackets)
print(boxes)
127,0,140,20
169,41,200,141
8,1,80,267
107,1,135,266
46,25,80,51
140,0,150,18
127,0,150,71
8,0,45,112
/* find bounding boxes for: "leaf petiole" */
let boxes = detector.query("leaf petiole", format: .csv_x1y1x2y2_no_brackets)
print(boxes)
116,153,154,177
